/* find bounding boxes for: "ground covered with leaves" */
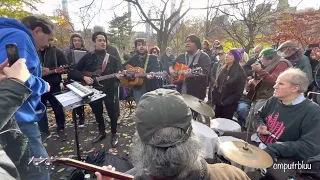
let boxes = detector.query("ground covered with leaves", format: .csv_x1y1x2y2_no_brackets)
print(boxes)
44,101,136,179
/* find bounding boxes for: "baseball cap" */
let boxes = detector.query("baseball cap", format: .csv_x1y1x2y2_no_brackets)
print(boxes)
135,89,192,148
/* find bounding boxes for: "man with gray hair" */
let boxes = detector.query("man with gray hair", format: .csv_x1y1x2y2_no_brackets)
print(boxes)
97,88,250,180
225,68,320,180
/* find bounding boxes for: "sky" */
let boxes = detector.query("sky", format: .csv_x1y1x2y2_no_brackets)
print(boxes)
34,0,320,32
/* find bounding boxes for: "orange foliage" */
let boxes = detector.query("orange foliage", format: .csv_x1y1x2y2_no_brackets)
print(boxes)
264,9,320,46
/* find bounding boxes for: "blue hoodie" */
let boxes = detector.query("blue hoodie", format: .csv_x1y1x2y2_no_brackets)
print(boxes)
0,18,49,124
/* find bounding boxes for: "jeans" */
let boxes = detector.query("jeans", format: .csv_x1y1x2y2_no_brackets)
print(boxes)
19,123,50,180
237,102,250,127
133,88,145,105
38,83,65,132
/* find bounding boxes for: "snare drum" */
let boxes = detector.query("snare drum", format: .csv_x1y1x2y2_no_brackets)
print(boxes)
192,120,218,159
210,118,241,136
214,136,255,173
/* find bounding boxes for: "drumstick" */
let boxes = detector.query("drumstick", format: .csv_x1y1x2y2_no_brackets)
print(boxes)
267,131,278,140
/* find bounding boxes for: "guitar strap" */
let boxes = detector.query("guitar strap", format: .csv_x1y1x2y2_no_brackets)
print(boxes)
101,53,110,73
192,51,202,67
144,54,149,72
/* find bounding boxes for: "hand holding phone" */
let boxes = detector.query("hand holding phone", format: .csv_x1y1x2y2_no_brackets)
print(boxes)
6,43,20,67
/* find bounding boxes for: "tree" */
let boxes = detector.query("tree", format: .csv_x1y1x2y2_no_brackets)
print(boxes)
124,0,244,52
108,13,133,50
170,17,205,55
0,0,42,19
264,9,320,47
219,0,276,52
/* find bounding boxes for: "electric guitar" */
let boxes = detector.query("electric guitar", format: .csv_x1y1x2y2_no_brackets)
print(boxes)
29,157,134,180
120,64,168,88
82,69,138,88
170,63,203,84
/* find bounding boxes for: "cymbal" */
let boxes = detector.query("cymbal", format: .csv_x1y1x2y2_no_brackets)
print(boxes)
182,94,215,117
219,141,273,168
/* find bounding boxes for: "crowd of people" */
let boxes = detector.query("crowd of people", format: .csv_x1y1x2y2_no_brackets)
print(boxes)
0,14,320,180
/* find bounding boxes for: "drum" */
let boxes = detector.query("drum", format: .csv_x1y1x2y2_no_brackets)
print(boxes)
192,120,218,159
214,136,255,173
210,118,241,136
162,84,177,90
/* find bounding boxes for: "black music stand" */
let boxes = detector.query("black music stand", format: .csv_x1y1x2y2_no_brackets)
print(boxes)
54,88,106,160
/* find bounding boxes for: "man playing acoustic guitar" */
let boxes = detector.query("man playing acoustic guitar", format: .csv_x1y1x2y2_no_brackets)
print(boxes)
246,48,292,130
69,31,122,147
122,38,161,104
169,34,211,120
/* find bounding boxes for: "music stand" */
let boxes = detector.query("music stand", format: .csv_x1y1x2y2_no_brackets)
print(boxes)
54,88,106,160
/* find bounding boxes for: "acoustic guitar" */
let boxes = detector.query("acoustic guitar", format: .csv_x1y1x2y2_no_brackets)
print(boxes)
120,64,168,88
170,63,203,84
29,157,134,180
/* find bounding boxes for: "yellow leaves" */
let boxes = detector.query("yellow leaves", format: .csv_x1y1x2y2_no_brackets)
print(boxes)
43,143,48,147
63,150,74,153
57,168,65,173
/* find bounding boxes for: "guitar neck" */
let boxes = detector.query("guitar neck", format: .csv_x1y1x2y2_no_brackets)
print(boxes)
56,158,134,180
95,73,117,82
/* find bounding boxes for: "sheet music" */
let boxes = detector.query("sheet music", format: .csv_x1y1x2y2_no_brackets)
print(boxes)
55,91,82,107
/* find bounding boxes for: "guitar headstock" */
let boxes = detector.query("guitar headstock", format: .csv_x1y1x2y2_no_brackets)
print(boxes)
28,156,73,169
151,71,168,79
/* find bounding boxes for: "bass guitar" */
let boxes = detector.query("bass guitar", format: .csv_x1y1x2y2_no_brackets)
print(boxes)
170,63,203,84
120,64,168,88
29,157,134,180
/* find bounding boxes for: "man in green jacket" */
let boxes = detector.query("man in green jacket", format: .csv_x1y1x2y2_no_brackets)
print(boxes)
0,58,32,180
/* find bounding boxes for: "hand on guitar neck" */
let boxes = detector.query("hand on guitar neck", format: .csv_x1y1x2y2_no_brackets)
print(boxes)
95,165,116,180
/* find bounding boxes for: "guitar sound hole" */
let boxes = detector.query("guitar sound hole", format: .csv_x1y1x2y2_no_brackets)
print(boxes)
127,76,136,82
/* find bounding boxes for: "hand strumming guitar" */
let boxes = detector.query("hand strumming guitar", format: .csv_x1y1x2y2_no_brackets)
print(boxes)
95,165,116,180
83,76,93,85
251,63,262,72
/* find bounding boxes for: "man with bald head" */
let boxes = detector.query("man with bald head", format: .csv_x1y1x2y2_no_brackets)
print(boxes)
225,68,320,180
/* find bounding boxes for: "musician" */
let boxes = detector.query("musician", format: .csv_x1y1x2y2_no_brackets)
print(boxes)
69,31,122,146
225,68,320,180
96,89,250,180
242,45,263,77
277,41,313,84
38,42,69,141
246,48,292,129
169,34,210,119
211,48,246,119
67,33,87,127
123,38,160,104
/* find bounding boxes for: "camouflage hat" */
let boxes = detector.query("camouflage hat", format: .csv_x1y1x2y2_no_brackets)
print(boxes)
277,41,299,51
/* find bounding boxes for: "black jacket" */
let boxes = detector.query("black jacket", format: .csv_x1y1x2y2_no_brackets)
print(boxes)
0,79,31,179
39,45,68,84
69,50,122,96
123,54,161,92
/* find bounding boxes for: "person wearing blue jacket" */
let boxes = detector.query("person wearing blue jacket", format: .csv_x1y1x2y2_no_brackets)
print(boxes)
0,15,54,180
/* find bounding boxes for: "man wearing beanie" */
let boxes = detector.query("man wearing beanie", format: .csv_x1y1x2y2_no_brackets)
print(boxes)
243,48,292,130
96,89,250,180
169,34,211,120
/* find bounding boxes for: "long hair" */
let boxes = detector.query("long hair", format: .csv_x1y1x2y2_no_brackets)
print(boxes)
216,60,246,86
131,127,203,179
149,46,160,56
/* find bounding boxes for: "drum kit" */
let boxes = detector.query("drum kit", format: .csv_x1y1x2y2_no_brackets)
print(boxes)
182,94,274,171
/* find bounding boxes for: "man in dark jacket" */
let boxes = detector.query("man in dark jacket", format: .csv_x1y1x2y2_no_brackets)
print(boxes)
0,59,32,179
69,32,122,147
123,39,161,104
38,43,69,141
